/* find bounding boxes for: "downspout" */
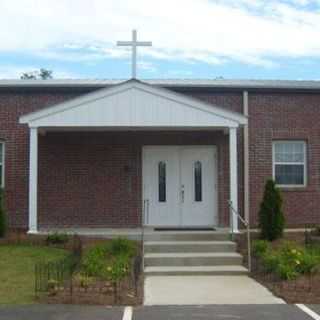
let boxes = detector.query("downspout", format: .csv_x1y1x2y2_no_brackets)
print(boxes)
243,91,250,225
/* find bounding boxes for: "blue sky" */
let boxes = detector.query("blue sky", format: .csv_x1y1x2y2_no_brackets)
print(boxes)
0,0,320,80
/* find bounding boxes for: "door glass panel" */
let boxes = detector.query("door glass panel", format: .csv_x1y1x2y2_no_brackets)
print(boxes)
194,161,202,202
158,161,166,202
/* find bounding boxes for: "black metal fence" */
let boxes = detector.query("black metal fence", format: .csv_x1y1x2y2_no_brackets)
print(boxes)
35,234,82,296
34,236,143,304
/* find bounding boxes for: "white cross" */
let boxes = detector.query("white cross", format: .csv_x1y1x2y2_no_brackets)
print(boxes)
117,30,152,79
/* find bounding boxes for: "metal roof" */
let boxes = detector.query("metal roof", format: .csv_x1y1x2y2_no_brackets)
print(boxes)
0,78,320,90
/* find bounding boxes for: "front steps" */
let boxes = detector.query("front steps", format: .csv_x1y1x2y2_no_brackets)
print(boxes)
143,230,248,276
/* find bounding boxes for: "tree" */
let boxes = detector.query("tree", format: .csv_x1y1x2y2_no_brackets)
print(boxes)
21,68,53,80
259,179,285,241
39,68,53,79
0,188,6,237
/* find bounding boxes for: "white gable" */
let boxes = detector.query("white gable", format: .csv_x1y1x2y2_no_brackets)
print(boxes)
19,80,247,128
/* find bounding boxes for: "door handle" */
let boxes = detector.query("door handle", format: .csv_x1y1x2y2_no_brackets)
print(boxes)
181,185,185,203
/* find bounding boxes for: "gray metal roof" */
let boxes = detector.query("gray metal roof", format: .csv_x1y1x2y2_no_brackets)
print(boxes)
0,78,320,90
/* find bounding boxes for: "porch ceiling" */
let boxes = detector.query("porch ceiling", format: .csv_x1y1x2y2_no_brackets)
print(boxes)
19,79,247,129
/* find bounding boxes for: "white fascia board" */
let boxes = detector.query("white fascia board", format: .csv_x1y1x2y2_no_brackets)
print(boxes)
19,80,247,127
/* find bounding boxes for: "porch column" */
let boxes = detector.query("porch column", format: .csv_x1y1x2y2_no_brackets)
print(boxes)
229,127,238,232
28,127,38,233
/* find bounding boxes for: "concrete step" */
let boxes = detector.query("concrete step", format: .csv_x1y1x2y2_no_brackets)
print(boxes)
144,231,230,242
144,252,243,267
144,265,249,276
144,241,237,253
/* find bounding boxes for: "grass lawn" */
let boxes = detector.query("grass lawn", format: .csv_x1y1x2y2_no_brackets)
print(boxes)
0,244,68,305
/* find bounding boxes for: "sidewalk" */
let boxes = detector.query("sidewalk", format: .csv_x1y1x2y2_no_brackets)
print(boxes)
144,275,284,305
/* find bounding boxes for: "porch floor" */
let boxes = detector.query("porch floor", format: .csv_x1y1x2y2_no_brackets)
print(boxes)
37,228,230,240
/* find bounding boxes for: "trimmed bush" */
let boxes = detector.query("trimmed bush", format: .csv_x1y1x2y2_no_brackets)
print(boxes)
259,179,285,241
0,188,6,237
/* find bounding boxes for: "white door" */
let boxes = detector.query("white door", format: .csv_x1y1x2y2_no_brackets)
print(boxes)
143,147,180,226
180,147,216,226
142,146,217,227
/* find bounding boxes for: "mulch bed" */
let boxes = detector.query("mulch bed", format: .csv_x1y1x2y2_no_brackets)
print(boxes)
39,275,143,306
251,267,320,304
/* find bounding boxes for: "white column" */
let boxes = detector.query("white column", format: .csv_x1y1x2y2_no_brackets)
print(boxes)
229,127,238,232
28,127,38,233
243,91,250,223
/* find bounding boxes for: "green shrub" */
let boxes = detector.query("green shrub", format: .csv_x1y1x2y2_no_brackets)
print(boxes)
259,241,320,280
0,188,6,237
81,244,107,277
298,253,319,274
81,238,137,282
46,232,69,245
259,179,285,241
315,225,320,236
106,237,137,258
277,263,298,280
262,252,279,273
252,240,270,258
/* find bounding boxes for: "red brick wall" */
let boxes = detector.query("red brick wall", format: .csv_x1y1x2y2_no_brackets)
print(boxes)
1,87,320,229
0,90,89,228
249,92,320,227
38,131,228,228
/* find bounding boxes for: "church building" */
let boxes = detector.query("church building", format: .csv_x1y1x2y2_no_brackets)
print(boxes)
1,32,319,236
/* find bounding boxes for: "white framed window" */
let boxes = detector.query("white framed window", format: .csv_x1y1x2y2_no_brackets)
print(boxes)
272,141,306,187
0,142,4,188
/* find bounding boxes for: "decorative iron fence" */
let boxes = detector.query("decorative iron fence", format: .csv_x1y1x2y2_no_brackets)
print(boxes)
35,254,80,294
34,235,143,304
251,257,320,302
35,234,82,296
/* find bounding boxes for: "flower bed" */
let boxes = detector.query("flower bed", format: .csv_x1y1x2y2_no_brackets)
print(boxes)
251,239,320,303
39,237,143,305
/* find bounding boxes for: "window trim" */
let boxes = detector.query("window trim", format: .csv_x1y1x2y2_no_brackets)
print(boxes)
0,142,4,188
272,140,307,188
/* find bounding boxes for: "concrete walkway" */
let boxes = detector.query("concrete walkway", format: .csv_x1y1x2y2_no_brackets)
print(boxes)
144,276,284,305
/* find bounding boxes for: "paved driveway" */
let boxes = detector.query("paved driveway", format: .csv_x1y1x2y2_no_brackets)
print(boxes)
0,304,319,320
309,304,320,315
133,305,319,320
0,305,123,320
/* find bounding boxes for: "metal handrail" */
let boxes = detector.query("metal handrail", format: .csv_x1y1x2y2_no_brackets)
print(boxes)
228,200,251,272
142,200,146,272
142,199,149,272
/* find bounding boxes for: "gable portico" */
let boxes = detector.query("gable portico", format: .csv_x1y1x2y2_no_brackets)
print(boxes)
19,80,247,234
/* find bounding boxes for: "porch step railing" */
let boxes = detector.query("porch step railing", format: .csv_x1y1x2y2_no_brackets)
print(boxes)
141,199,149,272
228,200,251,272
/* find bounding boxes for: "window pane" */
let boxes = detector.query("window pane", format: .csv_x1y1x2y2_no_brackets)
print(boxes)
194,161,202,202
158,162,166,202
0,164,2,187
275,164,304,185
275,152,303,163
0,144,2,164
274,142,305,163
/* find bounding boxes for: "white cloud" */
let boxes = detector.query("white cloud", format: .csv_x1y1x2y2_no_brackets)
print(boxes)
0,0,320,67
